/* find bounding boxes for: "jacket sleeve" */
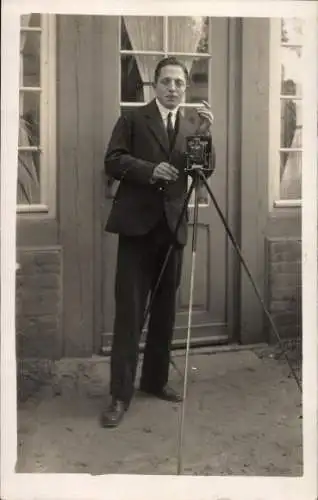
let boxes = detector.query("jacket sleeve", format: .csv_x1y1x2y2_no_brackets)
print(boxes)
104,114,156,185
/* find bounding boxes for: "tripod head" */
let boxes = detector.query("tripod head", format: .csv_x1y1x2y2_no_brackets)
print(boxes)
184,135,214,177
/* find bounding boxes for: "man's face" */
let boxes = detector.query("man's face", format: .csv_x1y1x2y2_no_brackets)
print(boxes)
153,64,187,110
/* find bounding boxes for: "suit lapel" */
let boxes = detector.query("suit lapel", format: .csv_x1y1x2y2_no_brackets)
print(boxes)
142,100,193,156
143,100,170,156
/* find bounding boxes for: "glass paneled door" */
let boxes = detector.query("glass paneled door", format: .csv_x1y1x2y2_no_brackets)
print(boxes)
101,17,232,352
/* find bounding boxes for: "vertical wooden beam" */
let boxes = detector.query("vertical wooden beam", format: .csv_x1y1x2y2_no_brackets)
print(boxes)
91,16,104,354
100,17,121,348
240,18,270,343
58,15,95,356
226,18,243,342
208,18,228,325
92,15,120,353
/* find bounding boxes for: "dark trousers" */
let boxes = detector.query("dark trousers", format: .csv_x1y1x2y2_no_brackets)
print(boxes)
110,216,183,405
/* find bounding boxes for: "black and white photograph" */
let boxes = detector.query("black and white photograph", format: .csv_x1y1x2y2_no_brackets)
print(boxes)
1,2,317,500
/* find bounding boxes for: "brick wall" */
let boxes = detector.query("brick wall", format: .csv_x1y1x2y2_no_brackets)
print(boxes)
266,238,302,342
16,247,63,359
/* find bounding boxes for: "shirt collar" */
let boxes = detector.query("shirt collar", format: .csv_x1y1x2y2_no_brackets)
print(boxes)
155,98,179,121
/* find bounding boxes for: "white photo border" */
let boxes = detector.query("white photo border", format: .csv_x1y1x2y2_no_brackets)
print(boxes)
1,1,317,499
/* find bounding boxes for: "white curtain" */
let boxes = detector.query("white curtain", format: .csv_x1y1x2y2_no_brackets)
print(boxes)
18,14,38,203
123,16,161,102
168,17,205,73
123,16,205,102
169,17,205,107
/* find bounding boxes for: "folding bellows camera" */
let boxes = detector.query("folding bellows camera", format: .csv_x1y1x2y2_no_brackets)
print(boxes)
184,135,214,175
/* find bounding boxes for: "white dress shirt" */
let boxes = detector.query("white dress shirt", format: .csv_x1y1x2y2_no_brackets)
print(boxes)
149,99,180,185
155,98,179,128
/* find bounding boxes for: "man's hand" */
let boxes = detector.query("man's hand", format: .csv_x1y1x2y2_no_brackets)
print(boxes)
151,162,179,182
196,100,214,134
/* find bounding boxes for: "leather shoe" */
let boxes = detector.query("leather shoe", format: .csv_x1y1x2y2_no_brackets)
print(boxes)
100,399,127,428
139,385,183,403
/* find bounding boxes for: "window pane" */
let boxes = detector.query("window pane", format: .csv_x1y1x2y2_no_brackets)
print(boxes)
121,53,209,104
168,17,209,53
280,151,301,200
280,99,302,149
30,13,41,27
121,16,164,51
19,91,41,147
183,57,209,103
281,46,302,96
21,13,41,28
21,31,41,87
281,18,303,45
17,151,41,204
121,54,160,102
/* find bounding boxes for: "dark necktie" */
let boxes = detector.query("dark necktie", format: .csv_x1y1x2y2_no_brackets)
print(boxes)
167,112,174,150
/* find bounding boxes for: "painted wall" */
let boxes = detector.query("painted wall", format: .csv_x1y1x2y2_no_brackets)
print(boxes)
240,18,301,344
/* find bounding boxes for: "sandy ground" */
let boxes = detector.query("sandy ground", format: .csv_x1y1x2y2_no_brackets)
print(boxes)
16,348,302,476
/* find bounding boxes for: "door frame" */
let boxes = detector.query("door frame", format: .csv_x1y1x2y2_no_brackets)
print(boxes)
93,16,243,354
226,18,243,344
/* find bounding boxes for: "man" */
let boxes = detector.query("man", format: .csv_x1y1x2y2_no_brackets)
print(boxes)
101,57,215,428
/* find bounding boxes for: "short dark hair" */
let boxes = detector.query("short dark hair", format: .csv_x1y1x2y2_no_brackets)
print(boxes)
154,57,189,84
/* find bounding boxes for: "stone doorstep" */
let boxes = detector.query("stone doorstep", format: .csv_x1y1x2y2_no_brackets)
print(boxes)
18,342,289,403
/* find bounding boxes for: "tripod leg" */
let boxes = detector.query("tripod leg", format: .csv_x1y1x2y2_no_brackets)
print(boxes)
177,173,201,475
170,357,184,379
142,177,196,329
198,171,302,393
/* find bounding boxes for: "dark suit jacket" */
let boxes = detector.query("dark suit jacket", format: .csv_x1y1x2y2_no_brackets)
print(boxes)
104,99,215,246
